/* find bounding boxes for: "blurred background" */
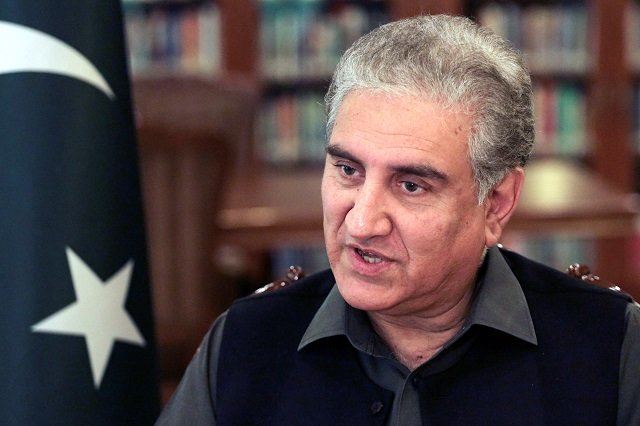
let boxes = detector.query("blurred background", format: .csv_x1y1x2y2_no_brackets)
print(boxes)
121,0,640,402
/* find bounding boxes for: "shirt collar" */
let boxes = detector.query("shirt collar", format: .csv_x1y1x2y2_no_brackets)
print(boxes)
470,246,537,345
298,284,347,350
299,246,537,352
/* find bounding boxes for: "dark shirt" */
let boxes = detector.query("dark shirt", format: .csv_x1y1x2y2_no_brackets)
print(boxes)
157,247,640,425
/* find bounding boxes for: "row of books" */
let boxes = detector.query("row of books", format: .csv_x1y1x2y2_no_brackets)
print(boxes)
633,84,640,154
257,80,588,166
260,1,387,82
633,220,640,273
270,244,329,279
627,2,640,71
259,91,327,165
532,81,587,156
123,2,222,76
268,237,597,281
501,234,595,273
477,3,589,74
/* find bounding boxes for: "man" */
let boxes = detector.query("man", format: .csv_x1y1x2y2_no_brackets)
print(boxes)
157,15,639,425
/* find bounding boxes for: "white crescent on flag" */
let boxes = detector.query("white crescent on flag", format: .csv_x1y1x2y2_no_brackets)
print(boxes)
0,20,115,99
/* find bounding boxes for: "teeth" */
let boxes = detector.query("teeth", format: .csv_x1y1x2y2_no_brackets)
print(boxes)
363,255,382,264
357,248,382,264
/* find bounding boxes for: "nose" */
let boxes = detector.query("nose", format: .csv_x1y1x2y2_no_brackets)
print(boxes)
344,182,392,241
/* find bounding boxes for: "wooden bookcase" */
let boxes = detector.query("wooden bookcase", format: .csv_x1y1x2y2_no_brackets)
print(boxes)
218,0,637,286
125,0,640,402
127,0,638,287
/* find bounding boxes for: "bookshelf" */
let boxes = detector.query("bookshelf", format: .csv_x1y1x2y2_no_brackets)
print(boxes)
126,0,638,279
257,0,389,166
123,0,222,76
215,159,639,297
630,1,640,192
124,0,640,402
476,3,590,158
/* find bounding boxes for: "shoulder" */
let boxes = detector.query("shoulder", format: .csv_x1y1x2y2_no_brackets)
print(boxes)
231,268,335,309
500,247,631,303
216,269,337,388
500,247,631,337
223,268,336,338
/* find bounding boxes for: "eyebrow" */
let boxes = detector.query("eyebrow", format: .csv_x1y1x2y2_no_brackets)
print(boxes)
326,143,449,183
326,144,359,164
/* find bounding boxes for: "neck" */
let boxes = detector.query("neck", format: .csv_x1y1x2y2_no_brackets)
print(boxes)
368,285,475,371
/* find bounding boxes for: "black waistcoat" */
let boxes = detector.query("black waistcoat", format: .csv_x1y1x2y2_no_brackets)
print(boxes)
216,250,630,425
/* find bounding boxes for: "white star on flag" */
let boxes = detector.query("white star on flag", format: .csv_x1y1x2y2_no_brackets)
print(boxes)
31,246,146,389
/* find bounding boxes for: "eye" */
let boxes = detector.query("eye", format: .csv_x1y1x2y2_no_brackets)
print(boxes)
338,164,357,177
401,180,424,193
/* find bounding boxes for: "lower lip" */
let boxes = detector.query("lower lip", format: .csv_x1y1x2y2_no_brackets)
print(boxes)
347,248,390,276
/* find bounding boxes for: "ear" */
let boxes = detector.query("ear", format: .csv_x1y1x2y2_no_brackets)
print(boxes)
484,167,525,247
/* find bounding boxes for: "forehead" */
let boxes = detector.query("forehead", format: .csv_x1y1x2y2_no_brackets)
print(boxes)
330,90,474,170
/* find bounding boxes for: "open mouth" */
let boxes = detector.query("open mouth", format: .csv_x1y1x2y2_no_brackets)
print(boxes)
356,248,383,264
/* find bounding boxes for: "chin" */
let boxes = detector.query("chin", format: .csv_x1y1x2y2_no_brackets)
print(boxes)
333,270,395,312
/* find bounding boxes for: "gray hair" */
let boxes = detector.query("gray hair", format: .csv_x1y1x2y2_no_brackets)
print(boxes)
325,15,535,203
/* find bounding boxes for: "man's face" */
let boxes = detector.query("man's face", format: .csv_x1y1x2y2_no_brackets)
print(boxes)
322,90,491,317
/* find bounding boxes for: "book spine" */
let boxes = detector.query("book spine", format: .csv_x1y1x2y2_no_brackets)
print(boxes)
502,234,595,272
259,1,386,82
260,92,327,165
270,244,328,277
123,1,222,76
477,2,589,74
259,0,389,165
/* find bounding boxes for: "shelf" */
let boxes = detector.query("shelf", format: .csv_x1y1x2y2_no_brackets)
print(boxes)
123,0,210,7
217,169,324,249
508,159,639,236
216,159,639,247
124,0,222,77
128,0,640,397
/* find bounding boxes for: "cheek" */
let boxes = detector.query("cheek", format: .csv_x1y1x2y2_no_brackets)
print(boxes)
399,207,478,255
404,223,446,256
444,209,488,256
321,191,338,230
322,181,351,224
322,182,348,245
